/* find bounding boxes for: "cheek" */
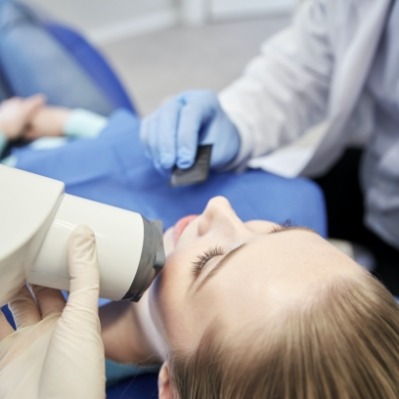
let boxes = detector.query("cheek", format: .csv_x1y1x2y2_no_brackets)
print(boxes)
163,228,175,256
151,254,190,331
150,281,182,349
151,251,214,351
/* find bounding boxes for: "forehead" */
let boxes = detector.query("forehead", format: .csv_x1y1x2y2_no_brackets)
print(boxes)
197,232,361,338
208,230,360,302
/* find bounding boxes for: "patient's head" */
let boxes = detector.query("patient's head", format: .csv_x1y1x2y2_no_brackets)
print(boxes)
151,196,399,398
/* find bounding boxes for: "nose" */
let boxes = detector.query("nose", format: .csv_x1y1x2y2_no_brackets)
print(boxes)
198,196,244,235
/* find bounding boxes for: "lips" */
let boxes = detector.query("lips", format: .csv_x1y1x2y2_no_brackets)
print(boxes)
173,215,197,245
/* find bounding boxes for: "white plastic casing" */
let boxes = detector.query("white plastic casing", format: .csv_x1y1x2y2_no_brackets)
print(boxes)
29,193,145,300
0,165,148,305
0,166,64,305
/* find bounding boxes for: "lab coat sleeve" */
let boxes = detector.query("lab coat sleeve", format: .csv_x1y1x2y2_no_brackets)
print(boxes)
219,0,333,169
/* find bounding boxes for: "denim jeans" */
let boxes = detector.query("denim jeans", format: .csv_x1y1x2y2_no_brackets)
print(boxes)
0,0,115,115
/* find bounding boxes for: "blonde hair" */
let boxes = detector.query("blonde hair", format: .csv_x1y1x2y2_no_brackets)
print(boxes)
169,272,399,398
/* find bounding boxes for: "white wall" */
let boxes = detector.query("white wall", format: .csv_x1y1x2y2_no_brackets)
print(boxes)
24,0,295,44
210,0,296,19
180,0,296,25
25,0,178,44
26,0,175,28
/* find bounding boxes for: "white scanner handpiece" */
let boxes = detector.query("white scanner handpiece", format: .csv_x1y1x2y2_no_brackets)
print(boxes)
0,165,164,306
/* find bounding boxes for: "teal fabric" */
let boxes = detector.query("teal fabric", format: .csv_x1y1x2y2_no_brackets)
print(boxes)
64,108,106,138
1,109,105,165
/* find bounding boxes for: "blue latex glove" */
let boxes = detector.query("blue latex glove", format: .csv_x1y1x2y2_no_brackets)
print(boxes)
140,90,240,174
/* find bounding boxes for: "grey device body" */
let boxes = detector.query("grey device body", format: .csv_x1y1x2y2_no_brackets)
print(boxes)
27,193,166,302
123,217,165,301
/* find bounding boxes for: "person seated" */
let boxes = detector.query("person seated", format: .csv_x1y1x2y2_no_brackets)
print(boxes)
0,96,107,165
0,197,398,398
0,0,122,164
0,0,116,116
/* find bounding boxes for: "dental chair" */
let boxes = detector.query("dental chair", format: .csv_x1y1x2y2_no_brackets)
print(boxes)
42,20,138,115
2,14,327,399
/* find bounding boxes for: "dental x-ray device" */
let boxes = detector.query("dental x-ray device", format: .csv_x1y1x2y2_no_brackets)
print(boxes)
0,165,165,306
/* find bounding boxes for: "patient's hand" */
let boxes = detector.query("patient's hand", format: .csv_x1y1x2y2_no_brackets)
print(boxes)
23,106,71,140
0,226,105,399
0,95,45,140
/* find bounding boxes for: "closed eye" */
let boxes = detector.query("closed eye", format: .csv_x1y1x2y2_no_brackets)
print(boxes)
191,245,224,277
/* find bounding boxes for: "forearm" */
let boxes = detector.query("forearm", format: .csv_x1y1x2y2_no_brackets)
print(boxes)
219,0,332,168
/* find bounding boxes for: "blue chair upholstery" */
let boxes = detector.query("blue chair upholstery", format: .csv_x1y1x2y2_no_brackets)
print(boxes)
106,373,158,398
43,21,138,115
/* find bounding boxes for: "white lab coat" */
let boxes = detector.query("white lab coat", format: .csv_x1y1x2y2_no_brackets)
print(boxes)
220,0,391,177
220,0,399,248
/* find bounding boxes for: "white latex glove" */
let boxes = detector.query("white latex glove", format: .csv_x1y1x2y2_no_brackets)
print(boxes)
0,225,105,399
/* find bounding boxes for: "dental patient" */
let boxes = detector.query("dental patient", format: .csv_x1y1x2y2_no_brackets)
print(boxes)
1,197,398,399
0,96,107,164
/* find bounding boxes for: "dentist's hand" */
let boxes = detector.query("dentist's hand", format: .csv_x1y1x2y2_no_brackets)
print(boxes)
0,225,105,399
140,90,240,175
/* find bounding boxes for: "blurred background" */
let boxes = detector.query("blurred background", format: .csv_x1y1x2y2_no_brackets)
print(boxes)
24,0,296,115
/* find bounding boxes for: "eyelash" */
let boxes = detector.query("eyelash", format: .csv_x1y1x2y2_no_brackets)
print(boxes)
282,219,293,227
189,220,293,277
271,219,293,232
191,245,224,277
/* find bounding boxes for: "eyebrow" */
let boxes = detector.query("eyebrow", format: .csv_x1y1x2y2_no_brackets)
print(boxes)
194,225,316,292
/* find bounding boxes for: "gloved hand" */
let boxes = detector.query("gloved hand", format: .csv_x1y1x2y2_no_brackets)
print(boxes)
0,225,105,399
140,90,240,174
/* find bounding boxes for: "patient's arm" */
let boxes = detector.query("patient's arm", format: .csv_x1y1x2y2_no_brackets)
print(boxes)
23,106,71,139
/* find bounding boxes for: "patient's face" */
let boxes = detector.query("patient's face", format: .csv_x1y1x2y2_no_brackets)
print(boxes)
150,196,362,354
